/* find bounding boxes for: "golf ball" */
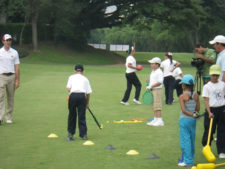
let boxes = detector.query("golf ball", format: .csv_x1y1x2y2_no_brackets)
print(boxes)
106,121,109,123
191,166,197,169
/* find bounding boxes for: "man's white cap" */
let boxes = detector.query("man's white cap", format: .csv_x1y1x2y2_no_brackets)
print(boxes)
148,57,161,64
2,34,12,41
209,35,225,44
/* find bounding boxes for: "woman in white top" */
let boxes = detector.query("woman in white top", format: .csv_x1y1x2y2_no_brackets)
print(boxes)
161,52,181,105
121,47,142,105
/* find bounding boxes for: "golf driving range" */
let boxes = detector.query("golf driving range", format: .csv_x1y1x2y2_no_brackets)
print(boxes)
0,46,224,169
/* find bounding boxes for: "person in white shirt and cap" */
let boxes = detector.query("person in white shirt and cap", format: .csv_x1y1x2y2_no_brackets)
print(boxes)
146,57,164,126
66,64,92,141
120,46,142,106
0,34,20,125
209,35,225,82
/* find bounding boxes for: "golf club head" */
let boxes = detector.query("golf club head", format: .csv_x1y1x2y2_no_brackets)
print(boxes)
202,145,216,163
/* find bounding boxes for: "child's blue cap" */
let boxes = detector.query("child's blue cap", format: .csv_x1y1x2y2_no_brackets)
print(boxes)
179,74,195,85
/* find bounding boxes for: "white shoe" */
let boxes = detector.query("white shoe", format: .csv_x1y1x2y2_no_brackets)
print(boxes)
152,120,164,126
146,119,156,126
219,153,225,159
6,120,13,124
178,162,186,167
120,101,129,106
133,99,141,104
177,162,191,167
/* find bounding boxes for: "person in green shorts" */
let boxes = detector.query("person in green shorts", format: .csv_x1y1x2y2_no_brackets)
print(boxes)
194,44,217,84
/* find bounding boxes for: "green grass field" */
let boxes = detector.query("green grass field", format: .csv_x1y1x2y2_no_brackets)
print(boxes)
0,47,223,169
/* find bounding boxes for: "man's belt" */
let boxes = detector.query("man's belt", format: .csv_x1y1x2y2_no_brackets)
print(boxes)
2,73,14,76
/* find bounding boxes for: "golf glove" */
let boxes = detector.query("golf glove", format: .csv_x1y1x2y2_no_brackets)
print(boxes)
193,112,200,118
146,85,152,90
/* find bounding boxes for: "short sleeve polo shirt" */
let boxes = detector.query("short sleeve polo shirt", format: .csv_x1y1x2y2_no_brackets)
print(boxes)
66,74,92,94
0,47,20,74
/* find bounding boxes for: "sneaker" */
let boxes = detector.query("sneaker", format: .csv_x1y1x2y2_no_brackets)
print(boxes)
120,101,129,106
146,119,157,126
219,153,225,159
178,162,186,167
133,99,141,104
66,133,74,141
6,120,12,124
152,120,164,126
80,135,88,140
177,162,192,167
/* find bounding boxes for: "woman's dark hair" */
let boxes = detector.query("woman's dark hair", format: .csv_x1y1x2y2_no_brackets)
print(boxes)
166,52,173,64
185,84,194,100
128,46,135,54
195,44,203,48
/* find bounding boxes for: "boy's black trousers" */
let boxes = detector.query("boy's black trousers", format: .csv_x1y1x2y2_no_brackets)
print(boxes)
67,93,87,137
202,106,225,154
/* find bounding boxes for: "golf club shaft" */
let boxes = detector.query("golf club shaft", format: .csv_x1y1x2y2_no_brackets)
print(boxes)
87,108,101,129
216,163,225,167
207,118,213,145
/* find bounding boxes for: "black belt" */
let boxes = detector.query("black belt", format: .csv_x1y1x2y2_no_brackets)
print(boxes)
2,73,14,76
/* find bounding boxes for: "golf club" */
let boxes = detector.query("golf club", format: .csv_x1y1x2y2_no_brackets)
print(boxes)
195,162,225,169
202,118,216,162
87,107,102,130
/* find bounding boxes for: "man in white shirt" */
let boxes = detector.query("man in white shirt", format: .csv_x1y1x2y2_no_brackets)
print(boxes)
121,47,142,105
66,64,92,141
209,35,225,82
0,34,20,125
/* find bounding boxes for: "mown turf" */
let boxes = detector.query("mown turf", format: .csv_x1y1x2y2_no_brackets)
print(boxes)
0,48,222,169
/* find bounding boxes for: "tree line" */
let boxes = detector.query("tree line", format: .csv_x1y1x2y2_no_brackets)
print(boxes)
0,0,225,52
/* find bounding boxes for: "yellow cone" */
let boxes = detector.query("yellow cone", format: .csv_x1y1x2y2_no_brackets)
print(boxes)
126,150,139,155
48,133,58,138
83,140,95,146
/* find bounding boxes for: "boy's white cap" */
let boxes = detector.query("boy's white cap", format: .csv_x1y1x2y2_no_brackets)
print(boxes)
148,57,161,64
2,34,12,41
209,35,225,44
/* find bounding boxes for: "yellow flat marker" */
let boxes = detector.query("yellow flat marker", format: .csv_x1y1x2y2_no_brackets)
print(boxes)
48,133,58,138
126,150,139,155
83,140,95,146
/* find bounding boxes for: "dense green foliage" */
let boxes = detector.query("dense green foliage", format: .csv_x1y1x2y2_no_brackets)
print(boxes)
1,0,225,51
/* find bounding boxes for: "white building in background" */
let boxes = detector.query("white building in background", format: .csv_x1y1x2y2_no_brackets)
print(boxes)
110,44,129,51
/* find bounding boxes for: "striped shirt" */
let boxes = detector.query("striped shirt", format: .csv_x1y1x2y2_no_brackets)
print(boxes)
180,92,197,118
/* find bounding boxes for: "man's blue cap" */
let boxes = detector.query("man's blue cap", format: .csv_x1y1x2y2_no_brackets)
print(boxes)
179,74,195,85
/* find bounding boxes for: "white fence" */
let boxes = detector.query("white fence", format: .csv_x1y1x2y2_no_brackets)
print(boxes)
88,43,129,51
88,43,107,50
110,44,129,51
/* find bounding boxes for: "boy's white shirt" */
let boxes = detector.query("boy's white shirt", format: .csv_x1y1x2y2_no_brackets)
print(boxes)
149,67,163,89
202,80,225,107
